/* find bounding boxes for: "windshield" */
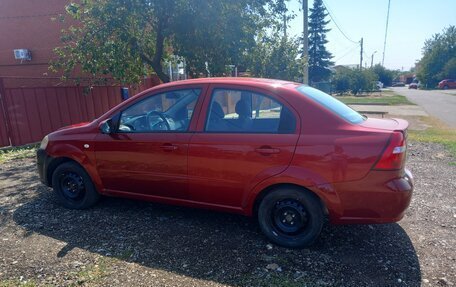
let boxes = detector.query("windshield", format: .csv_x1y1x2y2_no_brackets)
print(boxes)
296,85,365,124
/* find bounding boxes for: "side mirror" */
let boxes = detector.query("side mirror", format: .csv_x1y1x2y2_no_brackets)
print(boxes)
100,119,113,134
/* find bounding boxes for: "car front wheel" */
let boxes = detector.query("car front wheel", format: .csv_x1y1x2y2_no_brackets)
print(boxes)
52,162,100,209
258,187,324,248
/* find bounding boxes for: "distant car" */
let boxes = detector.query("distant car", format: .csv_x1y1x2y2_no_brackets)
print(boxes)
392,82,405,87
408,82,419,89
438,79,456,89
37,78,413,248
376,81,384,89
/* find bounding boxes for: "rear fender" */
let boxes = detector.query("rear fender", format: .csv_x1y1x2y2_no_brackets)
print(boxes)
243,165,343,220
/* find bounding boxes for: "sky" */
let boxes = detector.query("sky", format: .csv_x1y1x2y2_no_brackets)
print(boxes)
286,0,456,71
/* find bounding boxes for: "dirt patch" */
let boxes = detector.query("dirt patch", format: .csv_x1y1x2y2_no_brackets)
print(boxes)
0,142,455,286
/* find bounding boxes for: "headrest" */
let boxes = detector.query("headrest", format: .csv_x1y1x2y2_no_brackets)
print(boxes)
211,102,225,119
235,100,250,117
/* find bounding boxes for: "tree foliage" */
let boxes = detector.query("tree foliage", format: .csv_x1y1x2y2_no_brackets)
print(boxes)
307,0,333,83
417,25,456,87
247,32,302,81
371,64,394,87
51,0,288,85
331,67,378,95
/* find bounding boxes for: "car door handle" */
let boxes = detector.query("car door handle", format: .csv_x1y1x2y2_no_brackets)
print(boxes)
255,147,280,155
160,144,178,151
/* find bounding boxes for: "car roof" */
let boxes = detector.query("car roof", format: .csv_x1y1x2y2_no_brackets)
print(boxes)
155,77,302,91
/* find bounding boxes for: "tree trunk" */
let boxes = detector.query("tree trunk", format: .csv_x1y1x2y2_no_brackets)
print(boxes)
151,20,169,83
151,61,170,83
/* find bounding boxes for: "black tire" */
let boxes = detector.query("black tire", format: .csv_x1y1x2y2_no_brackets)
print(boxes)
51,162,100,209
443,85,449,90
257,187,324,248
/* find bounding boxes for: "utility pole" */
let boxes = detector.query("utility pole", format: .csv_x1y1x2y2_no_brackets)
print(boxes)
371,51,377,68
359,37,363,70
302,0,309,85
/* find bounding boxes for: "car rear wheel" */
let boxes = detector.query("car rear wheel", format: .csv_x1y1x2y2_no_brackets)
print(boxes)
52,162,100,209
258,187,324,248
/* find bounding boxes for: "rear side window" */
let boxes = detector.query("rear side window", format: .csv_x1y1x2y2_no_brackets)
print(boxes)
205,89,296,134
296,85,365,124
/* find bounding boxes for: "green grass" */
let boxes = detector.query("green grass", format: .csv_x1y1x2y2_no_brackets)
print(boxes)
409,129,456,158
73,258,111,286
0,280,37,287
336,95,414,105
115,249,134,260
408,118,456,158
0,144,38,163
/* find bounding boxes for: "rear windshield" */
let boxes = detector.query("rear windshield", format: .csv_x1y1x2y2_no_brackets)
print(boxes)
296,85,365,124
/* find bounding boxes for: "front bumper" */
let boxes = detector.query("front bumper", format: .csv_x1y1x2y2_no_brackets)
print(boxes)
37,148,52,186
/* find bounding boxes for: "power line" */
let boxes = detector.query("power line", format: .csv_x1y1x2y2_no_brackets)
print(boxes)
302,0,309,84
382,0,391,66
334,43,359,62
321,0,358,44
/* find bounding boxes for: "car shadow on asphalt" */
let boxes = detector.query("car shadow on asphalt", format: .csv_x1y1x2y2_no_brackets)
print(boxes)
13,186,421,286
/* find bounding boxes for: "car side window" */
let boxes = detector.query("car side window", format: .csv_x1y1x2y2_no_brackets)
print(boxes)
205,89,296,134
118,89,201,133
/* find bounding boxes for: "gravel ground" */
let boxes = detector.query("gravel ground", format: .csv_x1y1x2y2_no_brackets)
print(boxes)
0,141,455,287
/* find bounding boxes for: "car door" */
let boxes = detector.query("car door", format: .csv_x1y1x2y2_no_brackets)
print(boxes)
94,86,205,199
188,85,300,209
450,80,456,88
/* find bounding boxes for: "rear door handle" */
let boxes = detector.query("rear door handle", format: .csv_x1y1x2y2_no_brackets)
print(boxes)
255,147,280,155
160,144,178,151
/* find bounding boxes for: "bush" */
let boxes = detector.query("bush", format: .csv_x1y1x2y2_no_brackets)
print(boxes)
372,64,394,87
331,67,378,95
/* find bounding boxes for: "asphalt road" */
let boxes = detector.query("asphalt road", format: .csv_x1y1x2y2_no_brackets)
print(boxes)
392,87,456,127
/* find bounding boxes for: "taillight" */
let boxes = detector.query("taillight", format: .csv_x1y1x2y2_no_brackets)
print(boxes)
373,131,406,170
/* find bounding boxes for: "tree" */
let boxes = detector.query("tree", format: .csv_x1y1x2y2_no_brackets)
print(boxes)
441,57,456,79
332,67,377,95
417,26,456,87
247,32,302,81
371,64,394,87
51,0,288,85
307,0,333,83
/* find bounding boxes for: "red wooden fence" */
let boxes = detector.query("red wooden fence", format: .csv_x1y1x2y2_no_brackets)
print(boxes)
0,77,159,148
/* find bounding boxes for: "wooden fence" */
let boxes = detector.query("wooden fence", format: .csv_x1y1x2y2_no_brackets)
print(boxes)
0,77,159,147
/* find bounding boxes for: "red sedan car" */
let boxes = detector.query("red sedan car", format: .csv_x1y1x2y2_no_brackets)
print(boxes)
37,78,413,248
438,79,456,89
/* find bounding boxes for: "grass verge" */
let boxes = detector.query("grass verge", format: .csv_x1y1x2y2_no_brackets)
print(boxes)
0,144,38,163
337,94,414,105
408,117,456,158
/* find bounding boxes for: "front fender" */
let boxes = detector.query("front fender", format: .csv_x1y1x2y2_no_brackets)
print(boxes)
46,143,104,195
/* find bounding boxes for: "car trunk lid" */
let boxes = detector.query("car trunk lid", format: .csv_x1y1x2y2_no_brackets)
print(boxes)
359,117,409,132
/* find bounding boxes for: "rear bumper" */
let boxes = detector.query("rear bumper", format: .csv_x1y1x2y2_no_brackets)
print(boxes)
330,168,414,224
37,148,53,186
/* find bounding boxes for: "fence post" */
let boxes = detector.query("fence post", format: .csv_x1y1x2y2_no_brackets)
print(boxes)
0,78,13,146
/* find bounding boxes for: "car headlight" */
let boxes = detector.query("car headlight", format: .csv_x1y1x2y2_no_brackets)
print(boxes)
40,135,49,150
